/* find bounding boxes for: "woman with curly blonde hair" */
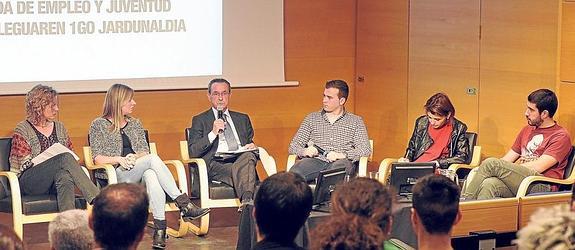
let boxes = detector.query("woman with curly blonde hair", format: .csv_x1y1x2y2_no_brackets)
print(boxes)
310,177,396,250
9,84,99,212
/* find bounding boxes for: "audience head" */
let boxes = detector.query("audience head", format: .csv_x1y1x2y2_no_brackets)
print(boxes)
25,84,59,126
424,93,455,129
49,209,93,250
411,175,461,236
311,177,394,250
516,204,575,250
90,183,148,250
102,83,135,132
526,89,558,127
0,224,24,250
254,172,313,244
207,78,232,111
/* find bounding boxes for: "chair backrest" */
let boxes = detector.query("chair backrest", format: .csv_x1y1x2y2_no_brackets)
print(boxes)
143,130,150,144
185,128,191,142
563,146,575,180
185,128,192,157
0,138,12,198
0,138,12,172
464,132,477,164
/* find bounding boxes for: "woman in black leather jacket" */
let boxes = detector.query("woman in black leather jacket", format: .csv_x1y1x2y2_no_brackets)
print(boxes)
399,93,470,169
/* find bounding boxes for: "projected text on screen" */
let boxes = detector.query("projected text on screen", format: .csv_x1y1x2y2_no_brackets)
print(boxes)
0,0,223,82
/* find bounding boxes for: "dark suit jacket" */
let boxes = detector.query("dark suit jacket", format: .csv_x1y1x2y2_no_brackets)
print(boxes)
188,109,254,164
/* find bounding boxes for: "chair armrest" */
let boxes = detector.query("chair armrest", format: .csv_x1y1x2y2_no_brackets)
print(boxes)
163,159,189,195
258,147,277,176
0,171,23,216
448,146,481,177
181,158,210,207
448,164,478,178
85,163,117,184
470,145,481,167
516,176,574,197
378,158,398,184
83,146,118,184
358,156,368,177
448,164,475,172
286,155,298,172
179,141,192,162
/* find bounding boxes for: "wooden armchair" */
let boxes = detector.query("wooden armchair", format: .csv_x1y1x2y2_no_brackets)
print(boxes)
515,146,575,197
180,128,277,236
379,132,481,184
0,137,89,239
286,140,374,177
83,136,192,238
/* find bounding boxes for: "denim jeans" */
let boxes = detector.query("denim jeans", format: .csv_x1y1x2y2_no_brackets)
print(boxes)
463,157,550,199
115,154,182,220
289,158,354,182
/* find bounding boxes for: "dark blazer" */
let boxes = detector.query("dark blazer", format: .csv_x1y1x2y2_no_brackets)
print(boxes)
188,109,254,164
404,115,469,168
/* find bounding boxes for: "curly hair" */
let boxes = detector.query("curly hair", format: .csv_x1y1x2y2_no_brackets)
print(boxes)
25,84,58,126
310,178,394,250
516,204,575,250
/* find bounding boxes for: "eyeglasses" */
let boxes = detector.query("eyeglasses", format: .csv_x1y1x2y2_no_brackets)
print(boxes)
210,92,230,97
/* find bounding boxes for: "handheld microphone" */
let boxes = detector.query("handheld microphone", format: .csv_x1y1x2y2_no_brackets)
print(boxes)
308,141,327,156
216,107,224,133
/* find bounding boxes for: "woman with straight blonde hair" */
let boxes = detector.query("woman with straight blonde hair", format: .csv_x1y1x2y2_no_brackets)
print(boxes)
89,83,209,249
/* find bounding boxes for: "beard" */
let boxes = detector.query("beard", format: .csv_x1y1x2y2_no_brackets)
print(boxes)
527,116,543,127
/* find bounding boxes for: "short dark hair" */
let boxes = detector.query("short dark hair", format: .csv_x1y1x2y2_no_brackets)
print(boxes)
412,175,460,235
255,172,313,244
528,89,558,117
325,79,349,100
424,93,455,117
92,183,149,249
208,78,231,94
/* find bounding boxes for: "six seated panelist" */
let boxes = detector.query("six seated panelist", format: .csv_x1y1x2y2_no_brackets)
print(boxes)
8,80,572,222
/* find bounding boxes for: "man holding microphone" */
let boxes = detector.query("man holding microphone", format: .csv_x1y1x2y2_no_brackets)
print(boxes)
188,78,258,211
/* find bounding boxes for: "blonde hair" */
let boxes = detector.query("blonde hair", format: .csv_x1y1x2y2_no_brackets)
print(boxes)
102,84,134,133
516,204,575,250
25,84,58,126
